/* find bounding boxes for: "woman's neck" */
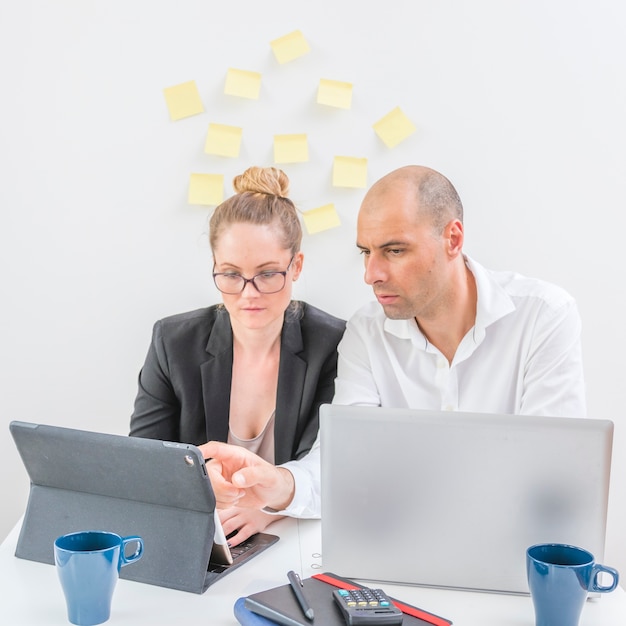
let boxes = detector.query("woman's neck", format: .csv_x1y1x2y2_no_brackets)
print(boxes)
230,315,284,356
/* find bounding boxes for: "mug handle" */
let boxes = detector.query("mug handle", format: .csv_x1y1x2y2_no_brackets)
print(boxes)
590,564,619,593
120,536,144,567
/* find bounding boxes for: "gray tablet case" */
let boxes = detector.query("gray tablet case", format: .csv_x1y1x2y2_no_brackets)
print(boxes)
9,420,278,594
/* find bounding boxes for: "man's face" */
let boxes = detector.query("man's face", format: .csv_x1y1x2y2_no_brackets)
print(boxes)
356,186,455,321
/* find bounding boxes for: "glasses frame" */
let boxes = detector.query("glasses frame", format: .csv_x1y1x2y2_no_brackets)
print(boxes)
212,255,296,295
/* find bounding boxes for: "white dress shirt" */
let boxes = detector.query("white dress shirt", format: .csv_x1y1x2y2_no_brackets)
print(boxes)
281,256,586,517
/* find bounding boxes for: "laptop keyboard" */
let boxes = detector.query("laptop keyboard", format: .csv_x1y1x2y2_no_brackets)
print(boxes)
229,536,255,560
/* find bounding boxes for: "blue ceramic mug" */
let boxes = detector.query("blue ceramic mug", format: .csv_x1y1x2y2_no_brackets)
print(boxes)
526,543,619,626
54,530,144,626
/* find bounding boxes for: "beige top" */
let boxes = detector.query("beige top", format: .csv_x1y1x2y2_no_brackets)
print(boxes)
227,411,276,465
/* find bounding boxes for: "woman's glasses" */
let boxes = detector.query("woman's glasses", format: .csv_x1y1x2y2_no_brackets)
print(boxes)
212,255,295,295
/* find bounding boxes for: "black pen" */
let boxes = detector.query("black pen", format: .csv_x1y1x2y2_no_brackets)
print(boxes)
287,570,314,621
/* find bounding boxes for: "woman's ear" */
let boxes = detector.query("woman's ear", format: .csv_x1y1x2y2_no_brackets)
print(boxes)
292,251,304,280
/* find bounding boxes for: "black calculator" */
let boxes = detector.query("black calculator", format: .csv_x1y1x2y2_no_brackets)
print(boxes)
332,587,404,625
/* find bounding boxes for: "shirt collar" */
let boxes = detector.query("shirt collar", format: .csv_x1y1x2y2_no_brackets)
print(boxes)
466,255,515,342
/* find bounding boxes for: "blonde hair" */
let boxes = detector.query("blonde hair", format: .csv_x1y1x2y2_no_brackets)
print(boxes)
209,166,302,254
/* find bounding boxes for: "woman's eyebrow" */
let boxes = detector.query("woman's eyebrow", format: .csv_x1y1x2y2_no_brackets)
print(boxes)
214,260,284,271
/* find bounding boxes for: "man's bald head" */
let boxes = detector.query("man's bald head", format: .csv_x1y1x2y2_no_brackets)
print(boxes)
363,165,464,234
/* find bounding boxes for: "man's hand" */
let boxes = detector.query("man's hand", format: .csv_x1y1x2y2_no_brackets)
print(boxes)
198,441,296,512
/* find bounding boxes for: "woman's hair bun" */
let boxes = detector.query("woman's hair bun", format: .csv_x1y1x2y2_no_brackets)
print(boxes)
233,166,290,198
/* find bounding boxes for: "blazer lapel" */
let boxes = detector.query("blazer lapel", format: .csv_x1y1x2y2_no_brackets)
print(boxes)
201,310,233,444
275,313,307,465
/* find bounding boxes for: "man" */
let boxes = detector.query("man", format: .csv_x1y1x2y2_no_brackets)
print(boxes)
202,164,586,515
334,165,586,414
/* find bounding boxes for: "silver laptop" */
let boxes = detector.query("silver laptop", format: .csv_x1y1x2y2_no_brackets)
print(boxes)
320,405,613,595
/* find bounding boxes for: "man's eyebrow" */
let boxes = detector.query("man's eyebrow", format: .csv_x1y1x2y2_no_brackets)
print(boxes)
356,240,409,250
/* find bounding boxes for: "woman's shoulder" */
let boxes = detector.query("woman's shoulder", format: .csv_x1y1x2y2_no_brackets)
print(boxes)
153,305,226,340
295,301,346,333
150,306,232,355
157,304,221,325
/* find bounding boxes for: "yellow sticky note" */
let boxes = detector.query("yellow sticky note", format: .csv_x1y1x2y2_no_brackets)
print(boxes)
317,78,353,109
163,80,204,121
224,68,262,100
188,173,224,206
274,134,309,164
332,156,368,188
303,204,341,235
204,123,243,158
373,106,417,148
270,30,310,64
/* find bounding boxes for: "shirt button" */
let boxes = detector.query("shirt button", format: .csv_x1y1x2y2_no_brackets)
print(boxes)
443,405,455,411
436,358,447,369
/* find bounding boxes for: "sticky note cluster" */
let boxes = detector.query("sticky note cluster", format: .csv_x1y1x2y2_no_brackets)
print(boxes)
163,29,417,222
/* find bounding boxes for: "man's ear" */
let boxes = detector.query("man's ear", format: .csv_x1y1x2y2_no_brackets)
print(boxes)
445,219,464,257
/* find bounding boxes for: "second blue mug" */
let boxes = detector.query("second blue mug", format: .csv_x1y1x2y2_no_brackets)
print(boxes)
526,543,619,626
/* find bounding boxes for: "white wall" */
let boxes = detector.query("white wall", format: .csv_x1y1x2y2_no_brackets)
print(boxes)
2,0,625,581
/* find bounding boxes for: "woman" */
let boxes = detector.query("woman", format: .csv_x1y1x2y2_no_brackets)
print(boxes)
130,166,345,544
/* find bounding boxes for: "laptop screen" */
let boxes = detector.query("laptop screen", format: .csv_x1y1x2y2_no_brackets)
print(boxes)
320,405,613,594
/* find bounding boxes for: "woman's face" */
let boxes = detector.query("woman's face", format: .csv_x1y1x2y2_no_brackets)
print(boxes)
212,221,303,332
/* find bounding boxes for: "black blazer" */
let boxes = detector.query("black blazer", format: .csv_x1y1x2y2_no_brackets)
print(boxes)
130,302,345,465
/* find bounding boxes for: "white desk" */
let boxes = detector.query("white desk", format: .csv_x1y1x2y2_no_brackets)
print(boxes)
1,517,625,625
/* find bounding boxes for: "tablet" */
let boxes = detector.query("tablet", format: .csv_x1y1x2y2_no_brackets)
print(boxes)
10,420,278,593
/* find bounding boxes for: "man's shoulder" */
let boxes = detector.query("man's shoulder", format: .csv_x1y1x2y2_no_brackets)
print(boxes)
489,268,575,309
469,256,575,311
348,300,386,323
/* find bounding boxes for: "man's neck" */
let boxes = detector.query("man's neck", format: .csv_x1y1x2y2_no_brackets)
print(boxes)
416,263,477,364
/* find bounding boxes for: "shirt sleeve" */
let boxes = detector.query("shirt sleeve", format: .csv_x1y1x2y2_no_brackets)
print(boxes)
271,436,321,518
333,316,382,406
519,297,586,417
269,315,381,519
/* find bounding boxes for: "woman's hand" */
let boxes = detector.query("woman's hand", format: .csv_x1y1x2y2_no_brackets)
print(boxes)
218,506,285,547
